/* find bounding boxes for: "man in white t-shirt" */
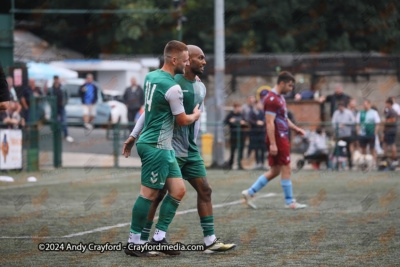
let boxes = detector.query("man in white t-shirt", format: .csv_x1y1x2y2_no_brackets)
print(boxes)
332,102,356,169
390,97,400,116
356,100,380,162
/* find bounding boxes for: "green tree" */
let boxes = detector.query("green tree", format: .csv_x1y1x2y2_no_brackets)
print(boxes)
13,0,400,57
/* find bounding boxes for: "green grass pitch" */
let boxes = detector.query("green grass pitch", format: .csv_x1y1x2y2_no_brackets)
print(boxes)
0,168,399,266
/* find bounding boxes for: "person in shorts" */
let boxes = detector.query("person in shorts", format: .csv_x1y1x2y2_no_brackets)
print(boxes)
383,98,398,165
79,73,98,130
242,72,307,210
129,45,236,253
122,40,200,257
356,99,380,162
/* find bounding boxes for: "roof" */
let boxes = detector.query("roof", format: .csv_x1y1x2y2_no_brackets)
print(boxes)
50,60,143,71
14,30,84,63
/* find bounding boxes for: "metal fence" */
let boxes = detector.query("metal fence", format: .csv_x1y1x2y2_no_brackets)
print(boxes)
4,96,399,171
27,122,400,171
226,121,399,171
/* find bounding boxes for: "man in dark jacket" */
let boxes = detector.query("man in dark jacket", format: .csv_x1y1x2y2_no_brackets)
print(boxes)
123,77,144,122
248,100,266,169
319,84,350,117
224,102,247,170
48,76,73,142
79,73,98,129
0,61,10,110
21,78,42,123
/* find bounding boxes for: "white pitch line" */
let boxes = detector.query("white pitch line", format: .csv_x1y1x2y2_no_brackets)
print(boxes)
0,172,140,190
0,193,277,239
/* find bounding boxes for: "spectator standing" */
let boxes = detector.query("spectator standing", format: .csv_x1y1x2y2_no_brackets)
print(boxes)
248,100,266,169
371,105,384,155
356,100,380,163
6,76,22,116
390,96,400,116
6,76,17,101
319,84,350,117
242,96,255,157
48,76,73,143
348,98,359,117
0,61,10,110
123,77,144,123
21,78,42,123
348,98,359,150
242,96,255,121
332,102,355,169
383,98,398,165
79,74,98,130
224,102,246,170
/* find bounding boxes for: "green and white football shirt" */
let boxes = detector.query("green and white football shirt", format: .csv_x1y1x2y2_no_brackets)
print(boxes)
356,109,380,136
172,74,206,158
131,74,206,157
136,69,185,150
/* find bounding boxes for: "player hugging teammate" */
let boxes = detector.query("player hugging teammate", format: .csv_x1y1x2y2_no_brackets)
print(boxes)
122,41,236,257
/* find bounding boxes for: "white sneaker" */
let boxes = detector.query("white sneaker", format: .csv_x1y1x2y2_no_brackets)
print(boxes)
285,201,307,209
65,136,74,143
84,123,93,130
242,189,257,209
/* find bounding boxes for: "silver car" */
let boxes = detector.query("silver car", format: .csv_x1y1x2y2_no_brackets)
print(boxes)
46,78,112,124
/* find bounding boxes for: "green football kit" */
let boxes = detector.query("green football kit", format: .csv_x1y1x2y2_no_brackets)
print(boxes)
131,74,207,180
130,72,237,252
135,69,186,189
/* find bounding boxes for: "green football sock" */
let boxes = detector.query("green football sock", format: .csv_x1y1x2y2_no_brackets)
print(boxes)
200,216,215,237
155,194,181,232
130,195,153,234
140,220,153,241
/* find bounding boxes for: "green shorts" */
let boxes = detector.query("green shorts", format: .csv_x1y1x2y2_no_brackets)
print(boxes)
176,154,207,180
137,143,182,189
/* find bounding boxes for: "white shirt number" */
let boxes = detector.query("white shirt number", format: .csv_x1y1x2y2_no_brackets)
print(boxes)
145,81,156,111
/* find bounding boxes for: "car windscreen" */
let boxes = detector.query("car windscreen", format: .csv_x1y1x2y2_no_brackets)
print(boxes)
64,84,80,98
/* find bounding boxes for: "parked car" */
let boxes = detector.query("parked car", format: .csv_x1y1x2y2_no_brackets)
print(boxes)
45,78,112,124
102,90,128,124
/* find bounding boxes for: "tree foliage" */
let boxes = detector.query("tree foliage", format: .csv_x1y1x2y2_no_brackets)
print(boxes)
14,0,400,57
